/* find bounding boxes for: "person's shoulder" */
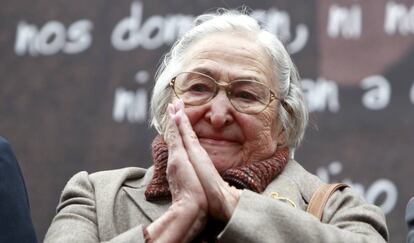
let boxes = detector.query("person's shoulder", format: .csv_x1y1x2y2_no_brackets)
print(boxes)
77,167,148,185
62,166,151,195
407,197,414,243
0,137,20,171
282,160,322,185
89,167,147,180
0,136,12,153
407,197,414,221
0,136,8,145
282,160,370,207
279,159,324,201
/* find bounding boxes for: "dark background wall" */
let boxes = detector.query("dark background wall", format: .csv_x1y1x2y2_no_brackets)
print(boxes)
0,0,412,242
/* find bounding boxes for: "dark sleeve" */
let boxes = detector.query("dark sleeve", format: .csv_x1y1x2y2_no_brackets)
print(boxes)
0,137,37,243
407,197,414,243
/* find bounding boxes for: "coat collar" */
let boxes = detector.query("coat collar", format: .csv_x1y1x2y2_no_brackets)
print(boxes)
122,167,171,221
123,186,170,221
260,160,322,210
121,160,320,220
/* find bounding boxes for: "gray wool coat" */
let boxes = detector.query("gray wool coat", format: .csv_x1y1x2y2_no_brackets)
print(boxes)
44,160,389,242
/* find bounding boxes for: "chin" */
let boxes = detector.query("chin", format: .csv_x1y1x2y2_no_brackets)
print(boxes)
200,143,243,173
209,154,239,174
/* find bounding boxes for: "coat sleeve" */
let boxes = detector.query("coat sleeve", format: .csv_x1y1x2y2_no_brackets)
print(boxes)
44,171,146,243
217,188,389,243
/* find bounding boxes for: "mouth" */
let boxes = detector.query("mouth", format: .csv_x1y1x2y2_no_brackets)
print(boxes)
198,136,241,146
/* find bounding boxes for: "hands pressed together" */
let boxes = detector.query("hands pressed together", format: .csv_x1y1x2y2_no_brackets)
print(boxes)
146,100,241,242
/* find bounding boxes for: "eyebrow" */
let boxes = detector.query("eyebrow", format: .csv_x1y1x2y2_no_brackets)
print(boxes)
190,67,216,78
189,67,264,83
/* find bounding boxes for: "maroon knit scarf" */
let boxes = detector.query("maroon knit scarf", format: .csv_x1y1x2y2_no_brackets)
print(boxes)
145,135,289,201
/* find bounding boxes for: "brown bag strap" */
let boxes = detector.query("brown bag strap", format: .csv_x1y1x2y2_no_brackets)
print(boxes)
307,183,349,221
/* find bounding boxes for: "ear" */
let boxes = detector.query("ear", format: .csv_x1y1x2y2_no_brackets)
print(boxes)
276,126,287,146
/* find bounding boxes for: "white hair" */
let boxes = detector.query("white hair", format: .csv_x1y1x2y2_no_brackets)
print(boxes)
150,9,308,149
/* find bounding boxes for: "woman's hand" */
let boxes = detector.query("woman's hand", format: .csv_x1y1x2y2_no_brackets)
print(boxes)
146,102,208,243
165,102,208,213
146,100,241,242
172,100,241,222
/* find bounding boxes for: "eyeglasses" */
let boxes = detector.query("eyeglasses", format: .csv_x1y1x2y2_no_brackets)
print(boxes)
170,71,282,114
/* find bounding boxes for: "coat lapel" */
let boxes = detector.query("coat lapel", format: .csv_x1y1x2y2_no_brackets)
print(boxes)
122,167,171,222
122,161,314,221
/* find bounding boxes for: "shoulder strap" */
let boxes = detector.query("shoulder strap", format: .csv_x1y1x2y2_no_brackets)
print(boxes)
307,183,349,221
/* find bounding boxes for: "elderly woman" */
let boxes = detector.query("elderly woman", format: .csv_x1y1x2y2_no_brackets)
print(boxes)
45,10,388,242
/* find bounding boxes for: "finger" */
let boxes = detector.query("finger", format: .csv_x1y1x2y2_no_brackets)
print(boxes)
173,101,240,220
173,100,226,199
165,103,188,164
164,104,178,146
173,100,218,175
173,100,208,158
165,103,202,199
174,101,239,220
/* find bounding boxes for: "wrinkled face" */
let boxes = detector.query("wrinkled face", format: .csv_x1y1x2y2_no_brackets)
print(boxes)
175,32,285,173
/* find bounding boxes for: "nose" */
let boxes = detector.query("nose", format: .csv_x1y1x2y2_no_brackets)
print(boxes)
205,90,234,128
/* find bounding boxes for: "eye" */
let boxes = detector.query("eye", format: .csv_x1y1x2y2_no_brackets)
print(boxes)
233,90,259,102
188,82,212,93
230,80,270,105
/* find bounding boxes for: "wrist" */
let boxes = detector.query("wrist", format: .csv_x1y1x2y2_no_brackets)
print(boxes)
222,187,241,221
143,226,153,243
146,200,207,243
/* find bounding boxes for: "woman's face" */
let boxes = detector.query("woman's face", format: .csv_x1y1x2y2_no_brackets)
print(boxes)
176,32,285,173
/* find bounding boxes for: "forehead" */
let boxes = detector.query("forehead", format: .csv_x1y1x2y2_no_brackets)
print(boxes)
180,32,275,86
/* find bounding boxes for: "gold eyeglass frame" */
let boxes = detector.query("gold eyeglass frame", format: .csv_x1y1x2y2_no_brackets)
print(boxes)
169,71,284,115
